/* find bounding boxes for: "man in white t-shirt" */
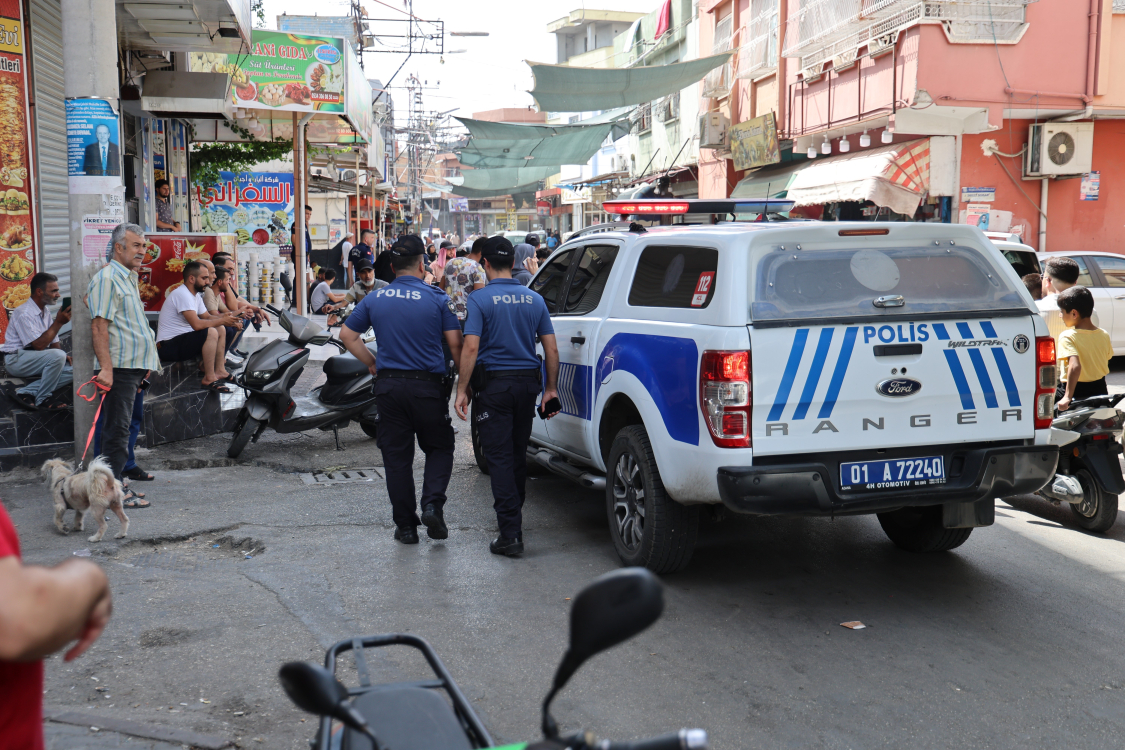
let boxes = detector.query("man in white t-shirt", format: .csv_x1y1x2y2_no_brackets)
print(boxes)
310,268,346,315
156,260,239,392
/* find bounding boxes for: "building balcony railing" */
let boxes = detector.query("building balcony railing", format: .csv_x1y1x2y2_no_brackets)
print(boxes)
736,0,780,79
783,0,1038,74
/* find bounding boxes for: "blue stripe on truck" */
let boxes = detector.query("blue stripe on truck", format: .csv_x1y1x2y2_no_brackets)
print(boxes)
768,329,808,422
817,327,858,419
793,328,833,420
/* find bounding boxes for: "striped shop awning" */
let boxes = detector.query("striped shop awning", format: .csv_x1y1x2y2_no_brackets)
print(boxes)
786,139,931,216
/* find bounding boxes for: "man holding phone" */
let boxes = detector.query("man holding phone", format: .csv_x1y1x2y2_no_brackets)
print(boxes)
455,236,559,557
1,273,73,410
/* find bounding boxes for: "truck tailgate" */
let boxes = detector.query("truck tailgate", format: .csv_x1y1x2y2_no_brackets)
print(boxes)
751,317,1037,457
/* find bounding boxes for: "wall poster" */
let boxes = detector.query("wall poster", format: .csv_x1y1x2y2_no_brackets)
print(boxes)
0,0,38,331
66,98,122,194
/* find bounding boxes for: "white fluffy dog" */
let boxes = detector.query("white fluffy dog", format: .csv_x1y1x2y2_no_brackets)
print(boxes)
40,457,129,542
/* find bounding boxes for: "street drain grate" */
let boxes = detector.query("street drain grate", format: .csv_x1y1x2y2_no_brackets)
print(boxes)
300,468,384,486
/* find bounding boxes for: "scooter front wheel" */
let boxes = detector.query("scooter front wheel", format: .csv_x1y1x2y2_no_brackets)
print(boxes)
228,412,262,458
1070,468,1119,532
360,421,378,439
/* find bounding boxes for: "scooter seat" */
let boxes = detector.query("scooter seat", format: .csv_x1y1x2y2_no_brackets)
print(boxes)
344,686,473,750
324,354,370,382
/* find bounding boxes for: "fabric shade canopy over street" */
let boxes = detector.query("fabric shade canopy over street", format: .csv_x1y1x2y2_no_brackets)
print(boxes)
786,139,931,216
457,166,560,191
527,53,733,111
455,117,621,169
446,181,545,199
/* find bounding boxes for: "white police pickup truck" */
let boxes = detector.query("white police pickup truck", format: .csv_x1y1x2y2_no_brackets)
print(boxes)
476,201,1060,573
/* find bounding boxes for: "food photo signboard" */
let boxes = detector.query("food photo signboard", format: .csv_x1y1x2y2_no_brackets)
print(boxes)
195,171,294,249
191,30,345,113
0,0,38,329
136,234,225,312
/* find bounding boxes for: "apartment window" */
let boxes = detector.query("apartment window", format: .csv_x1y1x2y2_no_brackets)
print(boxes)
631,102,652,134
702,13,734,98
658,91,680,123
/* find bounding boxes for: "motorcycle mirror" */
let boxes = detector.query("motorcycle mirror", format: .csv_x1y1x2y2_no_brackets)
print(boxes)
278,662,382,746
541,568,664,737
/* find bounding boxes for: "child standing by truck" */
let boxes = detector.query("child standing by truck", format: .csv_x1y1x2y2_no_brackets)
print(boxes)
1055,285,1113,411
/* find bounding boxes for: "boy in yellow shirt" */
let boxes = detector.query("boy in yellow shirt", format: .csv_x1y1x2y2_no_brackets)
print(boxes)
1055,285,1112,411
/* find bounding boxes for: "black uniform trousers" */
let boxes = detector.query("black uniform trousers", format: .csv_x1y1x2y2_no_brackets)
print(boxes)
475,374,541,539
373,378,455,529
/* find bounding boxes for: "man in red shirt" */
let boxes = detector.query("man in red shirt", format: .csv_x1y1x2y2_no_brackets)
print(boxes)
0,503,113,750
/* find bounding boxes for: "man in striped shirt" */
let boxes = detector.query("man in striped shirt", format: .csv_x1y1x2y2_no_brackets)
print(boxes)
88,223,161,504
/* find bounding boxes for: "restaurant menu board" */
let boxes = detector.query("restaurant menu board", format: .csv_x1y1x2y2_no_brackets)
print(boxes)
190,30,345,114
196,171,294,249
138,234,222,312
0,0,37,329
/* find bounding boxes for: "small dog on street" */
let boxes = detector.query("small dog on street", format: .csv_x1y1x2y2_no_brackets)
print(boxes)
40,456,129,542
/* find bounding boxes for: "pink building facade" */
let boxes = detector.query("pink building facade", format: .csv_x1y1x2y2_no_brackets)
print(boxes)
700,0,1125,253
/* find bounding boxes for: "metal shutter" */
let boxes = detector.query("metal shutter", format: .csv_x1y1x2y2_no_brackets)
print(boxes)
29,0,70,293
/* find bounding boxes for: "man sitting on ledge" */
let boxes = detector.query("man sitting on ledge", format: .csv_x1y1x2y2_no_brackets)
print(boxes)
1,273,73,411
156,261,239,393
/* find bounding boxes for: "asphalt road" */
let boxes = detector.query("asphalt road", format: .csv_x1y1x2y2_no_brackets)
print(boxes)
3,412,1125,750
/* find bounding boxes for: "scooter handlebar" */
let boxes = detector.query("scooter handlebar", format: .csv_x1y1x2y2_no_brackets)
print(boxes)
598,729,708,750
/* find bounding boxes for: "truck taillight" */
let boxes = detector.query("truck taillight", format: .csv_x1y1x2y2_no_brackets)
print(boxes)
1035,335,1056,429
701,351,750,448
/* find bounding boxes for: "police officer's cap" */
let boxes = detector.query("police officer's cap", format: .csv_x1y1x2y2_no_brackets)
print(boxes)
389,235,425,256
482,236,515,261
524,233,540,247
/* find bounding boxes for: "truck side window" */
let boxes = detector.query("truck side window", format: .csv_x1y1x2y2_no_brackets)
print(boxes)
563,245,619,315
531,249,576,314
628,246,719,309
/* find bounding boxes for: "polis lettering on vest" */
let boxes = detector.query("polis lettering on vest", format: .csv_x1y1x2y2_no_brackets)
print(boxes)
493,294,534,305
377,288,423,300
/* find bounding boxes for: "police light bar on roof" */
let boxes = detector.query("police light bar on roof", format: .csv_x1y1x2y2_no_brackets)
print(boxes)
601,198,796,216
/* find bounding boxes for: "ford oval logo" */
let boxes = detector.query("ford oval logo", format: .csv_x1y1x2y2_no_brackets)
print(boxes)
876,378,922,397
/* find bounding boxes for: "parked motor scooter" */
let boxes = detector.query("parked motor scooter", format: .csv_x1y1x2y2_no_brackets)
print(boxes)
279,568,707,750
227,305,379,458
1038,393,1124,532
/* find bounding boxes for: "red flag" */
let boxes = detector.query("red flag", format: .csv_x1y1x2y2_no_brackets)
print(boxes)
654,0,672,39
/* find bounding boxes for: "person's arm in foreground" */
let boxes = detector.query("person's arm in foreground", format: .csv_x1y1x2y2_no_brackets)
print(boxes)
0,556,112,662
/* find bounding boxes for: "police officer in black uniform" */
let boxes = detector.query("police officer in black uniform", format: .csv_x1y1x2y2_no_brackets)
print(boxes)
340,234,463,545
455,236,560,556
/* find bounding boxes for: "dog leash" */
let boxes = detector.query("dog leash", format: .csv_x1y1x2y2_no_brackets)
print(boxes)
76,377,110,471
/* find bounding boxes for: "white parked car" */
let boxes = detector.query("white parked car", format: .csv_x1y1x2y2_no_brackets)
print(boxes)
1039,250,1125,355
474,202,1062,572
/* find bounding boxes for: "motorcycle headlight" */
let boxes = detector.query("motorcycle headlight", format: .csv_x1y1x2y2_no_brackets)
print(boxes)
249,370,273,381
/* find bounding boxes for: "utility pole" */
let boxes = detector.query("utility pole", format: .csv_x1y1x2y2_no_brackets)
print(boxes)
63,0,118,459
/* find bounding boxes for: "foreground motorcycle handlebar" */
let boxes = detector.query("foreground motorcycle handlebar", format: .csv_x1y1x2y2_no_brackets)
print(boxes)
593,728,708,750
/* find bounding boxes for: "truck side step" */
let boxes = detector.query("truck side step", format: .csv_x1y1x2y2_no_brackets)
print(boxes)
527,446,606,490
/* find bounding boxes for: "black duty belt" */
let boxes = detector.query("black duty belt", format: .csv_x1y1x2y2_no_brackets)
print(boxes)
376,369,444,384
485,368,540,379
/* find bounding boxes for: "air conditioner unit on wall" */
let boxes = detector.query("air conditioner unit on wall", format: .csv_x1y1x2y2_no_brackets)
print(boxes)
1025,122,1094,177
700,112,729,150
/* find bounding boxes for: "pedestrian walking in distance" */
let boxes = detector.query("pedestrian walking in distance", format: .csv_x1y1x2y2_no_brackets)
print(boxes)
455,236,560,557
339,235,463,545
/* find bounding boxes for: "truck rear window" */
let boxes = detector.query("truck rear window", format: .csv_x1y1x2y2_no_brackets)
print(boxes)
628,246,718,309
751,246,1026,323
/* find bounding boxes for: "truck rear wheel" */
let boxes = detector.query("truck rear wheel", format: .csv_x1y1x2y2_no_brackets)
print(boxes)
606,425,698,573
877,505,972,552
